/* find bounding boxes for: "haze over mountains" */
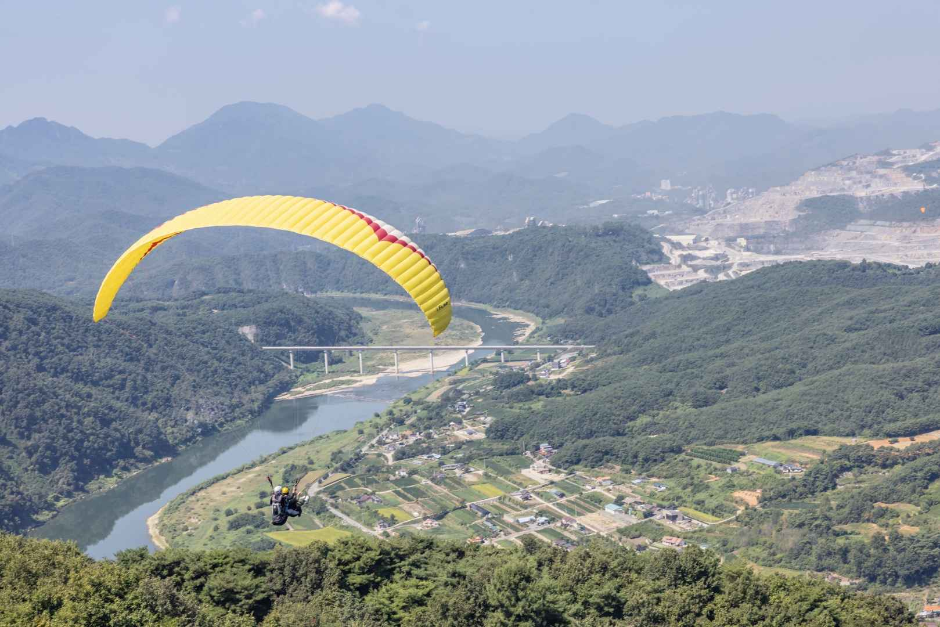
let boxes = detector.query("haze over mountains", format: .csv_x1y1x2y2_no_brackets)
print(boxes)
6,102,940,232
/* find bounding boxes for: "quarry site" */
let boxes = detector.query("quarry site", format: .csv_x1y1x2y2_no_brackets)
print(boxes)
643,142,940,290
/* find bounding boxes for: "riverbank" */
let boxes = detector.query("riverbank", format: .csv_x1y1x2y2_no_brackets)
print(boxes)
316,292,541,343
472,306,538,342
146,505,169,550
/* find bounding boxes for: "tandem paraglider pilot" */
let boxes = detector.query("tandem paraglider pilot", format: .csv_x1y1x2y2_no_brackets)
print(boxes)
267,476,305,526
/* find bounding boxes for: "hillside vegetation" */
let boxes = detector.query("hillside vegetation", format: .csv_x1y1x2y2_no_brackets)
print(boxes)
0,290,363,532
730,440,940,587
488,261,940,468
126,222,664,321
0,533,915,626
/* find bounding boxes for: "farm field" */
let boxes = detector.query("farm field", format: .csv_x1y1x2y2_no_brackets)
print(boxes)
378,507,413,522
267,527,352,546
745,435,855,464
679,507,722,523
471,483,505,498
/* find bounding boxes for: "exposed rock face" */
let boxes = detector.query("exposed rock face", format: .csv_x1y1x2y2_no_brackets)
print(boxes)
237,324,259,343
686,142,940,239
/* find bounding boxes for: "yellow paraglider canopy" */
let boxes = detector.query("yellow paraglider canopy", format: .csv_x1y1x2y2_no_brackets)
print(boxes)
93,196,452,336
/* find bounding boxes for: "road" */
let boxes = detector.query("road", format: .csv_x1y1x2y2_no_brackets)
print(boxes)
326,503,379,536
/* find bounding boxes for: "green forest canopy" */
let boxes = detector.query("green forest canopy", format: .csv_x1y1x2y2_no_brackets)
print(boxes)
488,260,940,469
0,533,915,626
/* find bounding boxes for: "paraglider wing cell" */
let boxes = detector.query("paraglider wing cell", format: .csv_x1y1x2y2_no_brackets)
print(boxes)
93,196,452,335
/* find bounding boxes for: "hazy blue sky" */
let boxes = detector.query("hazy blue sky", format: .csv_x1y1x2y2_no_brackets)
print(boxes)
3,1,940,144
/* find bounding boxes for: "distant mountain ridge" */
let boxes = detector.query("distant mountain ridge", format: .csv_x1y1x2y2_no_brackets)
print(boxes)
3,102,940,231
0,117,153,167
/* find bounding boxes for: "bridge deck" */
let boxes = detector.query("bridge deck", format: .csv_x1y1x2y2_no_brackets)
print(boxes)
261,345,594,351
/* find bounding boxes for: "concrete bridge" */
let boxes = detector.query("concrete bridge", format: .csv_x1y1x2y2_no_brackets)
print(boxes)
260,344,595,374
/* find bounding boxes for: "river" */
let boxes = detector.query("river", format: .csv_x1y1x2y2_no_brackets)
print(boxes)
32,300,524,559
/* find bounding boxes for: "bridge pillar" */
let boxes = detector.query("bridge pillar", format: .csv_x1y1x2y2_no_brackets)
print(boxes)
464,350,470,368
536,350,540,362
429,351,435,375
500,350,505,363
324,351,330,375
358,351,364,375
394,351,399,375
288,350,294,370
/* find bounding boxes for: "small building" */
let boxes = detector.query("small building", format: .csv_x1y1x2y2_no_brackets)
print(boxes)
548,489,565,499
466,536,484,545
605,503,624,514
375,521,390,531
536,516,550,526
469,503,492,518
532,461,551,473
725,466,739,474
355,494,382,506
662,536,687,548
631,478,646,485
752,457,781,468
662,509,684,523
421,518,439,529
561,516,578,528
513,490,533,501
555,351,580,365
517,515,536,525
917,605,940,619
780,463,803,474
652,483,668,492
595,476,613,486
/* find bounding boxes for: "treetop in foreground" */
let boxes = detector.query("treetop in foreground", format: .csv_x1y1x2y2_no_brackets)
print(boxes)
0,533,914,626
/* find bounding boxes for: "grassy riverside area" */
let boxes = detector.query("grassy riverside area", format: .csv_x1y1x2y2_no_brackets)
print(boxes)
293,304,483,384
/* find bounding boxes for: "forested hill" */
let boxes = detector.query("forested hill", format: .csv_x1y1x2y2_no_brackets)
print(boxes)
488,260,940,468
125,222,665,321
0,534,915,625
0,290,363,532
